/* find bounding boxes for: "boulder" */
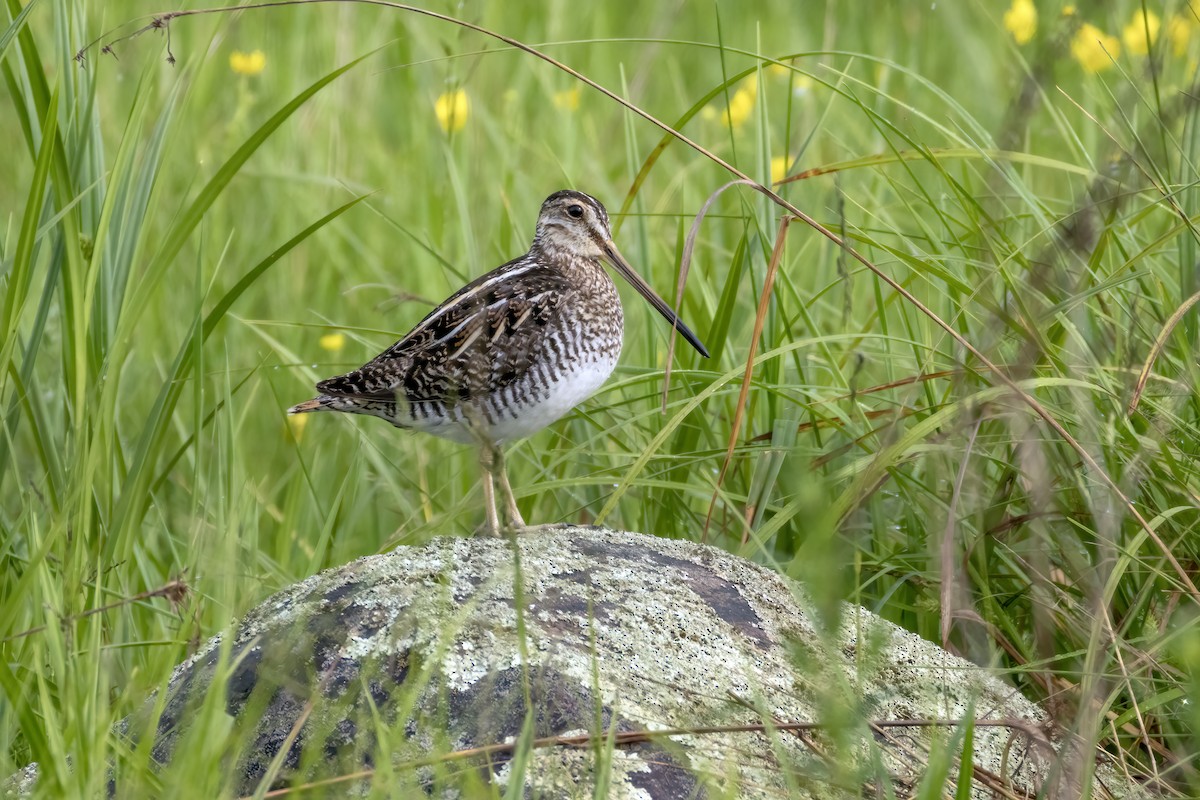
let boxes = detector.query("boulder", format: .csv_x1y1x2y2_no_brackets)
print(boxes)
13,526,1148,798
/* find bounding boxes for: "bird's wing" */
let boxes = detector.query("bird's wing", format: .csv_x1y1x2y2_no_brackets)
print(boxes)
316,260,572,403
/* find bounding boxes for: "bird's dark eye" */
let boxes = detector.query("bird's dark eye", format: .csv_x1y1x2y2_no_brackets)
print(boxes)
566,204,585,219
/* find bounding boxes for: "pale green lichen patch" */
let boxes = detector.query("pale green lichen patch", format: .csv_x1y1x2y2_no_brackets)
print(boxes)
9,527,1148,799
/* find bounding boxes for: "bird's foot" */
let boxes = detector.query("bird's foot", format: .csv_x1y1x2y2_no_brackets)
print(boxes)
509,522,572,535
472,518,528,538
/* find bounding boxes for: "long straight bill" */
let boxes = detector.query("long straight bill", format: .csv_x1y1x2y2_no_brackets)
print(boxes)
602,243,710,358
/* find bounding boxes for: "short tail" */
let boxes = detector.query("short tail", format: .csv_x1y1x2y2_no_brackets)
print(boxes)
288,396,332,414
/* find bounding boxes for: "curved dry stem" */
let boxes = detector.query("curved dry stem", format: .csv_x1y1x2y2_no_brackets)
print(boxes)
665,177,762,408
704,213,793,545
253,716,1056,798
1127,288,1200,417
941,417,981,650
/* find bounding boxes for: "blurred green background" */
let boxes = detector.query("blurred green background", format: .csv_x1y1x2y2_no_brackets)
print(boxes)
3,0,1200,795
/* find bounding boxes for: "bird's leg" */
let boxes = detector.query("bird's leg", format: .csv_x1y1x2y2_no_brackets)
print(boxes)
492,446,527,530
478,444,502,537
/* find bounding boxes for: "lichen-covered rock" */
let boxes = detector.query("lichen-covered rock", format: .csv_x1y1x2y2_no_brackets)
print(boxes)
10,526,1148,798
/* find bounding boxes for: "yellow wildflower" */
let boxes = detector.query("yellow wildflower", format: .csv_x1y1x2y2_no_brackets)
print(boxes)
770,155,791,185
723,92,755,127
434,89,469,133
229,50,266,76
318,333,345,352
1168,14,1194,56
552,85,581,112
720,74,758,128
1122,10,1160,56
286,413,308,443
767,62,791,79
1062,5,1076,17
1071,22,1120,72
1003,0,1037,45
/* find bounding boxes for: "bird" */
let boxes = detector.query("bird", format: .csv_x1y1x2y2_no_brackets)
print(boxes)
288,190,709,535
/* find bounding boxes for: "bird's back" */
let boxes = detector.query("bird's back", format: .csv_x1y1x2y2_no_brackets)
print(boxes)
302,255,623,444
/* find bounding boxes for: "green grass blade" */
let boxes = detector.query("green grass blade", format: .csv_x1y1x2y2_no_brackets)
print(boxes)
107,193,370,560
0,86,57,387
0,0,38,64
115,47,381,344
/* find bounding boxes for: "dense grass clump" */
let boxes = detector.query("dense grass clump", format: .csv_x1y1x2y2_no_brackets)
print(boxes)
2,0,1199,795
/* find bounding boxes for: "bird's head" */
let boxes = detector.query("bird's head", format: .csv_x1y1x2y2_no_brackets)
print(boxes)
534,190,612,260
533,190,709,358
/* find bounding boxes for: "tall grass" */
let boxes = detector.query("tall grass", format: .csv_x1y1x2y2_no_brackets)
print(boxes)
1,0,1198,795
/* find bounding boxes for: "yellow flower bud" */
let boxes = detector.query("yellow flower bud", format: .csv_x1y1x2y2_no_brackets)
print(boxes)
286,413,308,443
1072,23,1120,72
721,77,758,128
1003,0,1037,45
319,333,345,353
771,155,791,185
1168,14,1194,57
229,49,266,76
1122,10,1160,56
434,89,469,133
553,85,581,112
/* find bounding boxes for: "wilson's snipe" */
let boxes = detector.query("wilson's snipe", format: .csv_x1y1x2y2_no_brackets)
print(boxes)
289,190,709,534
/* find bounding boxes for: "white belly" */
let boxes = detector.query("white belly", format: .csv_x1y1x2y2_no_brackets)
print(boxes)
491,352,617,442
417,349,620,445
